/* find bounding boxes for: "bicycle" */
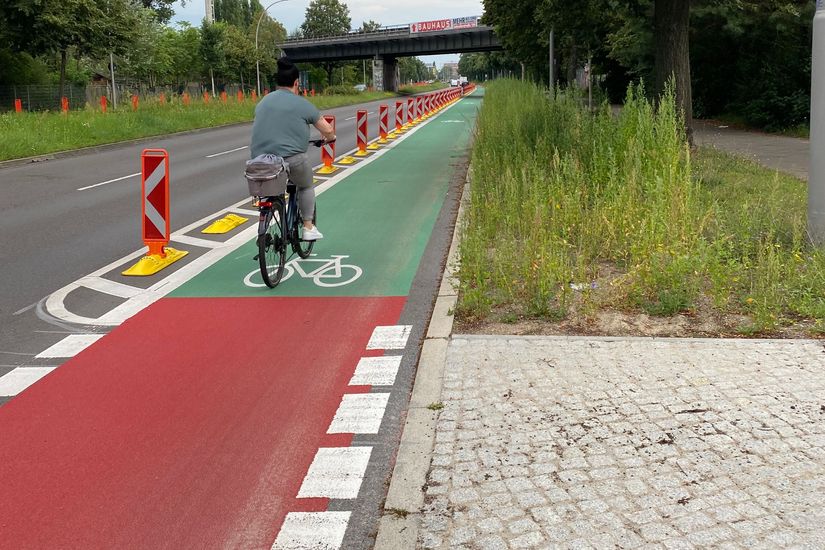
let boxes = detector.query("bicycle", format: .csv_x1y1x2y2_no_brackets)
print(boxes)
254,139,331,288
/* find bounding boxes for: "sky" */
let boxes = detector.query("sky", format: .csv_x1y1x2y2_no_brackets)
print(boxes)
170,0,484,68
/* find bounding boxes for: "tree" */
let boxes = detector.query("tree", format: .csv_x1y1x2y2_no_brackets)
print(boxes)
654,0,692,141
138,0,180,24
224,24,255,90
359,20,381,33
0,0,140,100
200,20,228,95
300,0,351,86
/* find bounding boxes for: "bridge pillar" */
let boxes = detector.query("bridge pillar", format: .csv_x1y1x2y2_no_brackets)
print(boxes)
377,56,399,92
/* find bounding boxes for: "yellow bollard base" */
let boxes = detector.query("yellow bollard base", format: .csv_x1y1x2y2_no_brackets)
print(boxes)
317,165,339,175
338,156,358,165
353,150,370,157
367,143,380,150
122,247,189,276
202,213,248,234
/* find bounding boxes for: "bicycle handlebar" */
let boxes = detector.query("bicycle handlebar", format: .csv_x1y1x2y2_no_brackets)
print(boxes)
309,138,336,147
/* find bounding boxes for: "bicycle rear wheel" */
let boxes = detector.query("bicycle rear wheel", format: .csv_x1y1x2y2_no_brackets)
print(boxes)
258,199,286,288
293,204,317,259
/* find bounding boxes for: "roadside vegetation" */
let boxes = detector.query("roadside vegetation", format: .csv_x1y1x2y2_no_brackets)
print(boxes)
0,89,424,161
457,80,825,337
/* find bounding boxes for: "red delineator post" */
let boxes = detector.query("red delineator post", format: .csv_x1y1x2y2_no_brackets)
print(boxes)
318,115,337,174
100,96,108,113
355,109,369,156
140,149,171,258
395,101,404,131
407,97,415,125
220,91,227,103
159,93,166,104
132,95,139,111
183,92,190,106
416,96,424,121
203,91,210,104
378,104,389,142
237,90,243,102
14,99,22,113
251,90,257,101
61,97,69,113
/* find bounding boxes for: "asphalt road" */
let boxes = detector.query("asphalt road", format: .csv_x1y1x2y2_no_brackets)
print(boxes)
0,94,419,377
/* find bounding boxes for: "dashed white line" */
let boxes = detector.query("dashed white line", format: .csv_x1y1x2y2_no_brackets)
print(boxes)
205,145,248,158
272,512,350,550
35,334,105,358
77,172,140,191
327,393,390,434
344,116,356,121
77,276,142,299
297,447,372,499
170,234,224,249
366,325,412,350
0,367,56,396
349,356,402,386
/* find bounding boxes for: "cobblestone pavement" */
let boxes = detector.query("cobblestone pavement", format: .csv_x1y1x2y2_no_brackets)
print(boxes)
418,335,825,549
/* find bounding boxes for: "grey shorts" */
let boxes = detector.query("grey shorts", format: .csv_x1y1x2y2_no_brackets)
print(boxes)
285,152,312,189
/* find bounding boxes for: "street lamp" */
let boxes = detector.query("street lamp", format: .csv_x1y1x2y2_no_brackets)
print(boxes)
256,0,290,96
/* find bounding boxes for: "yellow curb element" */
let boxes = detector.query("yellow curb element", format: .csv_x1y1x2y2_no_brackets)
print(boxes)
122,247,189,276
338,156,358,164
317,165,340,175
201,213,248,234
367,142,380,150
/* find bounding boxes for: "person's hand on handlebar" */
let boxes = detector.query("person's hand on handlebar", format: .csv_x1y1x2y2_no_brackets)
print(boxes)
310,136,336,147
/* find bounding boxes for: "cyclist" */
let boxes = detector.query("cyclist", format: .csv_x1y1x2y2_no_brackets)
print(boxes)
251,57,335,240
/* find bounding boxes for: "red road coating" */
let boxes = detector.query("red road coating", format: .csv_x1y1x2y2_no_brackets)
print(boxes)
0,296,405,549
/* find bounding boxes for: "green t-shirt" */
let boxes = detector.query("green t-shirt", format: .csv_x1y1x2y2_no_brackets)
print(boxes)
250,89,320,158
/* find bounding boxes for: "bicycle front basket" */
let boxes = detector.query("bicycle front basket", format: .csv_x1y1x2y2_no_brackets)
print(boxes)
245,154,288,196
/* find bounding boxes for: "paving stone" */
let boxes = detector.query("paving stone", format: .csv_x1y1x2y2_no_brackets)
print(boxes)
418,336,825,548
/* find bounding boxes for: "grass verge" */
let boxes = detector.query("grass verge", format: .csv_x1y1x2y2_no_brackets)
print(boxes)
457,80,825,337
0,90,406,162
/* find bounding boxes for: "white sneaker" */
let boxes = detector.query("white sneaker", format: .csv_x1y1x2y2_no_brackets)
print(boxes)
302,225,323,240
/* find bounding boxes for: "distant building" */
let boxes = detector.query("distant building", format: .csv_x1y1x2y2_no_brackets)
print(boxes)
442,62,459,79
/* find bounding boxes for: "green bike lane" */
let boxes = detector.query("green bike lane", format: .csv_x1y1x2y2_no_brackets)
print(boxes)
0,90,482,550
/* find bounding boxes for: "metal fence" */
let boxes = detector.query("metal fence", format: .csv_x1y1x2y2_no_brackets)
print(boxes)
1,83,253,112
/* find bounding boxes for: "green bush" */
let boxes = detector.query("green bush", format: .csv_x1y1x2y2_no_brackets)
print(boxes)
323,85,358,95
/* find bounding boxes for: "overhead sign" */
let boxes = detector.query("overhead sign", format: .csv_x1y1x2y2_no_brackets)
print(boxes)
409,16,479,34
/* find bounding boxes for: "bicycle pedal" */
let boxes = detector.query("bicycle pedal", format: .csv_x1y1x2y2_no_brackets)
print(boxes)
253,254,259,261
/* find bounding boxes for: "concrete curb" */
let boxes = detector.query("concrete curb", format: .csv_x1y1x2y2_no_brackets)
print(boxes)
373,169,470,550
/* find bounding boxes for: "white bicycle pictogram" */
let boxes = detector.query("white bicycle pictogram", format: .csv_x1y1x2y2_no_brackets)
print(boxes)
244,254,363,288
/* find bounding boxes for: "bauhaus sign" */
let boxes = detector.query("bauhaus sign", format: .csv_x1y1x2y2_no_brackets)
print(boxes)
409,16,479,34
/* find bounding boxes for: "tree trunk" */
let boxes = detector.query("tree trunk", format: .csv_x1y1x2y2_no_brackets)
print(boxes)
654,0,693,144
325,62,333,89
58,49,68,103
566,42,578,86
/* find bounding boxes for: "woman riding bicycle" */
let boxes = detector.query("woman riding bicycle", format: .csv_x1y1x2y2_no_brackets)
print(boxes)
250,57,335,240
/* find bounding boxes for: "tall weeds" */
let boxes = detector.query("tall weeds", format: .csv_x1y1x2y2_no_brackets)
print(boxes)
458,80,825,334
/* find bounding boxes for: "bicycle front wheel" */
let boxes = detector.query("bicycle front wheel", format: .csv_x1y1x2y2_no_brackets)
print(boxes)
258,199,286,288
294,204,317,259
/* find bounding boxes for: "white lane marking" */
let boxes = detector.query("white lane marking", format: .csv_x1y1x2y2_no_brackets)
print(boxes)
77,276,142,299
297,447,372,499
0,367,56,396
205,145,248,158
272,512,350,550
327,393,390,434
349,356,402,386
170,234,222,249
77,172,140,191
366,325,412,350
344,116,356,121
45,96,467,327
13,302,38,316
35,334,105,358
